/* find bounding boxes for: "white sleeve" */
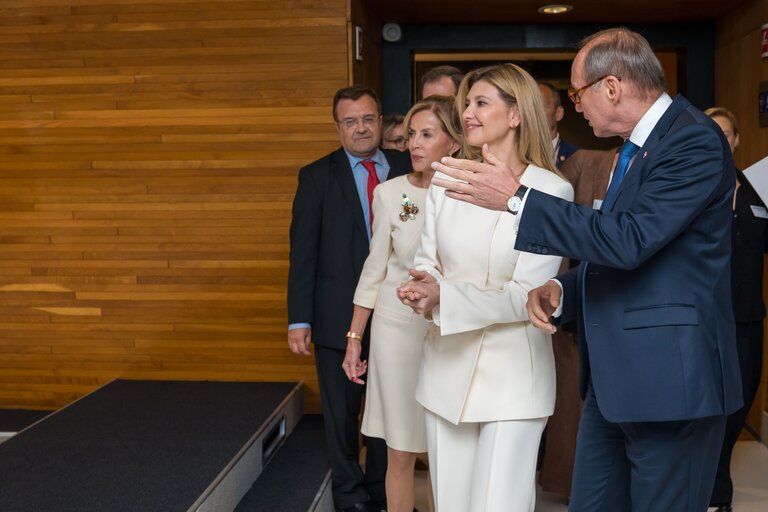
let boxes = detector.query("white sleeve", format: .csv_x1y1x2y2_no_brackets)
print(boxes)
439,179,573,335
353,186,392,308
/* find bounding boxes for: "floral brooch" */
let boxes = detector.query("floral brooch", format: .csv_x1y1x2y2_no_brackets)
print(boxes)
399,193,419,221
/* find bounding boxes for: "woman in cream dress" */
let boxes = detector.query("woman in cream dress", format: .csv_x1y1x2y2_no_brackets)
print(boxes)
398,64,574,511
342,95,462,512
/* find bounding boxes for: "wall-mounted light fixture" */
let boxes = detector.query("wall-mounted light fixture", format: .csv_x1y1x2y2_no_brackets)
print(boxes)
538,4,573,15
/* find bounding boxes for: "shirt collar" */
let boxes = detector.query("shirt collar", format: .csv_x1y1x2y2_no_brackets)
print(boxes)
628,92,672,148
551,134,560,151
344,148,386,170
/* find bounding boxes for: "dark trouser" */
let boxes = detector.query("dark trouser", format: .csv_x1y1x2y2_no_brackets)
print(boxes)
314,345,387,510
570,383,726,512
710,320,764,507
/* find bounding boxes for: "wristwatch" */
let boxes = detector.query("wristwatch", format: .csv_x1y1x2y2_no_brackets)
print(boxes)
506,185,529,215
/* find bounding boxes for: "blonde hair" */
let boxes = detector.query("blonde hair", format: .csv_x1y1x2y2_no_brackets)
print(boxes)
403,95,462,157
456,63,558,173
704,107,739,137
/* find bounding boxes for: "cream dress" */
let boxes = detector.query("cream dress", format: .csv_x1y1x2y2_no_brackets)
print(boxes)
354,174,428,453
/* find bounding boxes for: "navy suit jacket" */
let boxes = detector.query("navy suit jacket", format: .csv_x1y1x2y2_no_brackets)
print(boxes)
515,95,742,423
287,147,411,350
556,138,579,168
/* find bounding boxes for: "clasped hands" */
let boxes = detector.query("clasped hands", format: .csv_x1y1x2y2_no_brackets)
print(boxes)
397,269,439,316
398,270,562,334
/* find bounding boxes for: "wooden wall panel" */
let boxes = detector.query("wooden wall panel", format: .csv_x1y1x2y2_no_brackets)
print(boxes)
715,0,768,434
0,0,351,412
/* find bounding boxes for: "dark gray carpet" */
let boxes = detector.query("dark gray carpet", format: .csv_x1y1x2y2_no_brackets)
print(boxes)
236,414,328,512
0,409,51,432
0,379,298,512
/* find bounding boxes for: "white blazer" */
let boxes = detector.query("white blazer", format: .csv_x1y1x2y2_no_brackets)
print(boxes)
414,164,574,424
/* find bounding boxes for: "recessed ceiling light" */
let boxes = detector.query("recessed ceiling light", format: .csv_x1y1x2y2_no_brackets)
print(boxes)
538,4,574,15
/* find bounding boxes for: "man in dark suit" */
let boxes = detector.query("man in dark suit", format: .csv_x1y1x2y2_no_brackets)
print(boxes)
429,28,742,511
538,81,579,168
287,85,410,512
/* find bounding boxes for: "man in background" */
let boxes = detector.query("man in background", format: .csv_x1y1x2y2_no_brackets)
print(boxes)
288,85,411,512
421,65,463,98
538,81,578,168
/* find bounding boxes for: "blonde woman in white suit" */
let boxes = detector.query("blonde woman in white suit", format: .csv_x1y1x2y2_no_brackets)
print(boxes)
398,64,574,512
342,95,462,512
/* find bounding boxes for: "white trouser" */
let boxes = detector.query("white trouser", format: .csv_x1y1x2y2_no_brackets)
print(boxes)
424,409,547,512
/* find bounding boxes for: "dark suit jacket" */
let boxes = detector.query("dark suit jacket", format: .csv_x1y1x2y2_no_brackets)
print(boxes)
288,147,411,350
515,95,742,423
732,171,768,323
556,138,579,168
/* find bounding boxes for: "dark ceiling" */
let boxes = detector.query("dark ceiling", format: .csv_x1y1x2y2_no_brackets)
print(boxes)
369,0,750,24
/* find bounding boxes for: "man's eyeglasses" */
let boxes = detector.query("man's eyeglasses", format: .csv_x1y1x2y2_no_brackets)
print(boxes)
338,115,379,129
567,75,619,104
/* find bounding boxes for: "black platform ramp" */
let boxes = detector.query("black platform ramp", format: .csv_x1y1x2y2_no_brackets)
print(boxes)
0,409,50,443
0,379,303,512
235,414,332,512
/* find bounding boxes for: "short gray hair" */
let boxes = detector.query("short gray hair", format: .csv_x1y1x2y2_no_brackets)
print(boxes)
580,28,666,97
538,82,562,109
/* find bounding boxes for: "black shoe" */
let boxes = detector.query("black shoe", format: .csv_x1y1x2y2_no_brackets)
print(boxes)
716,507,733,512
341,502,377,512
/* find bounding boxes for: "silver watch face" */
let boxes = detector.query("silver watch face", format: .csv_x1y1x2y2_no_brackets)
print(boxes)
507,195,522,212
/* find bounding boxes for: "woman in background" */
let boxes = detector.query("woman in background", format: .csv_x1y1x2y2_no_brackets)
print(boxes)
705,107,767,512
381,113,408,152
343,95,462,512
398,64,573,511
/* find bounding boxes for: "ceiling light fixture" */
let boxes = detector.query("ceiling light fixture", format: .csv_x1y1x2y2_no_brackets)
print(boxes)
538,4,574,15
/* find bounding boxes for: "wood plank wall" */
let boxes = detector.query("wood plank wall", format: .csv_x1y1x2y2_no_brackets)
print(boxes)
0,0,350,412
715,0,768,431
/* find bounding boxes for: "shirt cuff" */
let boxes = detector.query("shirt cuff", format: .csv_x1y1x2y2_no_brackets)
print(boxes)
550,279,564,318
430,305,440,326
288,322,311,330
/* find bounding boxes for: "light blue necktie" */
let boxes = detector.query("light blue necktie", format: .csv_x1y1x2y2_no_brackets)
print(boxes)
603,139,640,208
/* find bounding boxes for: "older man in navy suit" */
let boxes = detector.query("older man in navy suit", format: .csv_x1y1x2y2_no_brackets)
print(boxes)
429,28,741,512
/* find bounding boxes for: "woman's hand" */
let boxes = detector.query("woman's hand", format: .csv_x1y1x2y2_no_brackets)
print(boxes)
342,339,368,385
397,275,440,316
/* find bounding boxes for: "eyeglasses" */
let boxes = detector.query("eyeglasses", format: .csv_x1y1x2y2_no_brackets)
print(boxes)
567,75,619,104
385,136,407,149
338,115,379,129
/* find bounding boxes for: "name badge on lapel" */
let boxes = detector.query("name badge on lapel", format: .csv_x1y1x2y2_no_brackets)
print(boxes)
750,205,768,219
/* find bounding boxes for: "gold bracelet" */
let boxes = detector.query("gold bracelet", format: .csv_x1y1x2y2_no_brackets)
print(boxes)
346,331,363,341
